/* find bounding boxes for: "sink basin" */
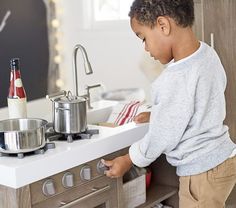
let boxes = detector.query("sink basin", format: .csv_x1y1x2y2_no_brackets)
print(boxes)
87,100,118,125
101,88,145,102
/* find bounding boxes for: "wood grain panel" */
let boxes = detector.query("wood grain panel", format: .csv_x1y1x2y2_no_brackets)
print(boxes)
0,185,31,208
203,0,236,143
193,0,204,40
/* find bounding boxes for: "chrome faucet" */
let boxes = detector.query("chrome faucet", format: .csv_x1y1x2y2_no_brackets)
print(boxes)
73,44,93,97
73,44,101,109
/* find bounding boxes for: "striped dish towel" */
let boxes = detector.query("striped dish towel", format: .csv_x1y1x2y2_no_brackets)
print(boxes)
106,101,144,126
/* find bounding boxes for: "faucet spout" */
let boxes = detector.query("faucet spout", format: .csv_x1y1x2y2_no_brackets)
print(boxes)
73,44,93,96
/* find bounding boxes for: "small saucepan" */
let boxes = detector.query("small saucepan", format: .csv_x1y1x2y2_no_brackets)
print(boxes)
0,118,48,154
47,91,87,134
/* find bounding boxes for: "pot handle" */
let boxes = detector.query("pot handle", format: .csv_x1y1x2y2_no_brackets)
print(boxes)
46,91,67,101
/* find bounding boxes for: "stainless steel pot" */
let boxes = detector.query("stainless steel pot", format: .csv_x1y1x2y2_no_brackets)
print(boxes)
0,118,48,153
47,44,93,134
50,92,87,134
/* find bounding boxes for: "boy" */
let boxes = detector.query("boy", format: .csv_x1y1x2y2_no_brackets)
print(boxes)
102,0,236,207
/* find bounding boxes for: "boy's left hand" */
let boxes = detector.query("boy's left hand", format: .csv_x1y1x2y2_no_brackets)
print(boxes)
134,112,151,123
102,154,133,178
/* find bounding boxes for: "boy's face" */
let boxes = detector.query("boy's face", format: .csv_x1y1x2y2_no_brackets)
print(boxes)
130,17,173,64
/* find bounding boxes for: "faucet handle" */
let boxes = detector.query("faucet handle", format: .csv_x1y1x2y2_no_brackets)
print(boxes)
85,84,102,109
86,84,101,90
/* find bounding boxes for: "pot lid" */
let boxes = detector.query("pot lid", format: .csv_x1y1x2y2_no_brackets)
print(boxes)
55,96,86,104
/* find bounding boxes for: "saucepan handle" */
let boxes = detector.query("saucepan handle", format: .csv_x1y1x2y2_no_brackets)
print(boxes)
46,91,67,101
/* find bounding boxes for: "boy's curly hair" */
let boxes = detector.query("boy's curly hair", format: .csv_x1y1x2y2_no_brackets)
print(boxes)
129,0,194,28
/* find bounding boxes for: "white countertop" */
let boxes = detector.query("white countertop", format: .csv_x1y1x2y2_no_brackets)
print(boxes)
0,99,149,189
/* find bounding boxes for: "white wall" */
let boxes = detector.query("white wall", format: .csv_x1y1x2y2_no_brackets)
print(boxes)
57,0,163,101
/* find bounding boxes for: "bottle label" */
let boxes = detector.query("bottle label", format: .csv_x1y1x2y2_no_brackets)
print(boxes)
7,98,27,118
8,70,26,98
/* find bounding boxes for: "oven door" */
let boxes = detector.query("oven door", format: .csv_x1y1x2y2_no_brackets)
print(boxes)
32,176,119,208
59,184,114,208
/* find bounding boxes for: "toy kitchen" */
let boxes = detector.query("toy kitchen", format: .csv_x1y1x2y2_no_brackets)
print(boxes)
0,56,177,208
0,1,180,207
0,74,179,208
0,94,153,208
0,43,151,207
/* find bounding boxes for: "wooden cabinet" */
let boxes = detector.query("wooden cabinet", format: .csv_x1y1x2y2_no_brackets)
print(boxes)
202,0,236,143
190,1,236,207
193,0,204,40
193,0,236,143
137,155,179,208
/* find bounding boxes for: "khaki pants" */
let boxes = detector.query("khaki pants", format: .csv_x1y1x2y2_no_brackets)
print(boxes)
179,156,236,208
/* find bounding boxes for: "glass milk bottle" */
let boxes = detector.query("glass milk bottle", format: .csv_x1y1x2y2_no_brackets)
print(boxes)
7,58,27,118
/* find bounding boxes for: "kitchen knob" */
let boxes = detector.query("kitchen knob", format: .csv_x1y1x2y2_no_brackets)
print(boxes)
42,179,56,196
62,172,74,188
80,165,92,181
97,160,109,174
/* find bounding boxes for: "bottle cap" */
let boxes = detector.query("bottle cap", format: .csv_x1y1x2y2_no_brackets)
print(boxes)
8,57,26,99
10,58,20,69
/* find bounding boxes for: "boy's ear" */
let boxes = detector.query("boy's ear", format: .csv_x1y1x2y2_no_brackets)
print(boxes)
156,16,171,35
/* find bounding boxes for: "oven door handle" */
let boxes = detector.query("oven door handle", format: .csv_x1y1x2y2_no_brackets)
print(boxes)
59,184,111,208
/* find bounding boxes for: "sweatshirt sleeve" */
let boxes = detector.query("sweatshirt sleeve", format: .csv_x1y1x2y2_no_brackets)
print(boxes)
129,72,193,167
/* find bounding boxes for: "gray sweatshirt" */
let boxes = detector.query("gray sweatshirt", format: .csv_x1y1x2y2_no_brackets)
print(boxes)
129,41,236,176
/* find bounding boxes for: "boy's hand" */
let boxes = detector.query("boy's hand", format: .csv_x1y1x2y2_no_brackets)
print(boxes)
134,112,151,123
102,154,133,178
